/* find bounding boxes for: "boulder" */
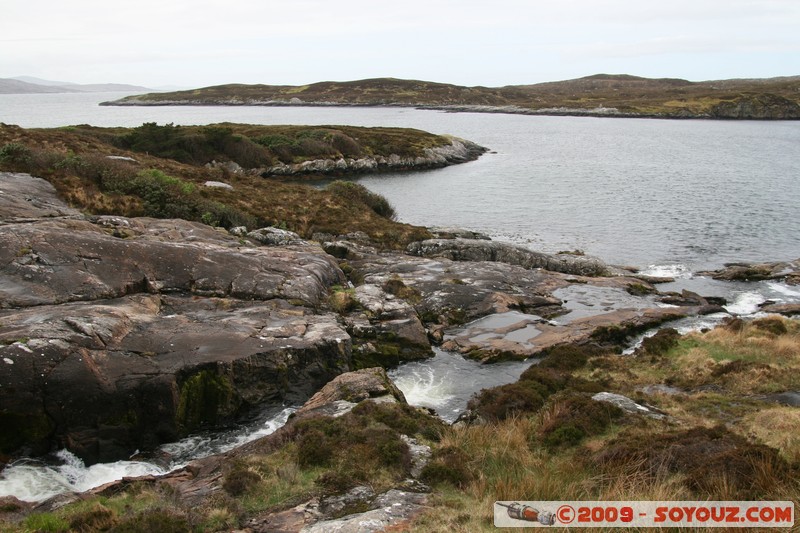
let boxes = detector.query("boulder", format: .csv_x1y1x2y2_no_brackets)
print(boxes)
759,303,800,317
203,180,234,190
246,226,306,246
407,238,613,277
709,94,800,120
592,392,667,419
295,367,406,418
697,260,800,283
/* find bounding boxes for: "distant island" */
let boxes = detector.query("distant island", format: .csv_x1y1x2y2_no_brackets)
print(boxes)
0,76,152,94
101,74,800,120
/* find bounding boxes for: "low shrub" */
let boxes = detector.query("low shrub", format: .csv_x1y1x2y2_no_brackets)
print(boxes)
68,503,117,532
326,180,397,220
223,466,262,496
537,343,605,371
420,446,472,488
470,365,605,422
593,425,795,499
468,381,547,422
0,142,33,169
635,328,681,358
538,392,623,449
751,316,789,336
290,402,440,493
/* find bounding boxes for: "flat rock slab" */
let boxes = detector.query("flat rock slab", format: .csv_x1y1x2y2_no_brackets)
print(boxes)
0,173,83,224
302,489,428,533
0,217,342,309
350,251,698,361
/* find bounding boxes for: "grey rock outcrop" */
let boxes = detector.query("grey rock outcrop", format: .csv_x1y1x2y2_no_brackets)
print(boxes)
348,247,704,362
247,226,306,246
203,180,234,190
295,367,406,419
698,260,800,284
407,238,614,277
0,172,83,224
592,392,667,419
0,173,351,463
262,138,486,177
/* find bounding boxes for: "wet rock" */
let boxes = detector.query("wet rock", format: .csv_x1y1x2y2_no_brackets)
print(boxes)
0,296,351,462
345,284,433,368
407,238,614,277
295,367,406,418
348,249,707,362
353,252,566,326
759,303,800,317
427,226,491,240
697,259,800,283
592,392,667,419
444,306,693,362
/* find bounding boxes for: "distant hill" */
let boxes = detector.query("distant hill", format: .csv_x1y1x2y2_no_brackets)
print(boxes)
1,76,152,94
0,78,78,94
103,74,800,119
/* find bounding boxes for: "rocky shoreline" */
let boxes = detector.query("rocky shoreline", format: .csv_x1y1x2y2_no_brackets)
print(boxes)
6,171,797,468
101,97,800,120
261,136,487,177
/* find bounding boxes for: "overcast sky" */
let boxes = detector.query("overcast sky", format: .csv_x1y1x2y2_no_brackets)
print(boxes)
1,0,798,88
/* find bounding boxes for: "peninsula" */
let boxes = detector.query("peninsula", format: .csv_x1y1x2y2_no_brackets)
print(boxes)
102,74,800,119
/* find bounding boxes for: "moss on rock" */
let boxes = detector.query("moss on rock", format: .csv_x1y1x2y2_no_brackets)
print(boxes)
176,370,236,433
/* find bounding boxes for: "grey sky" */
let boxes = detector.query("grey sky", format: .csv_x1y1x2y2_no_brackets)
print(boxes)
1,0,798,87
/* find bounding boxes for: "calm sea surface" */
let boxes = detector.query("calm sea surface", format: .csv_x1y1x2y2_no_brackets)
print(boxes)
2,91,799,271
